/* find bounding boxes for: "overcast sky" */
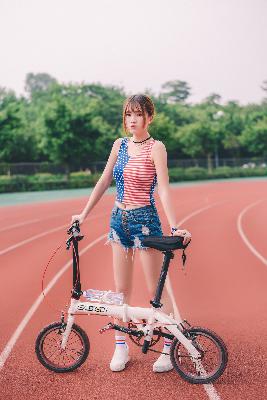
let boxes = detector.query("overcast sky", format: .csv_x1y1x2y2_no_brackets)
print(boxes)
0,0,266,104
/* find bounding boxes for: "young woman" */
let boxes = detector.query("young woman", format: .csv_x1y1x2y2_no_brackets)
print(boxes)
71,94,191,373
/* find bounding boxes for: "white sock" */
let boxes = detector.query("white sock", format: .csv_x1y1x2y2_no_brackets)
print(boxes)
115,335,127,347
163,338,172,355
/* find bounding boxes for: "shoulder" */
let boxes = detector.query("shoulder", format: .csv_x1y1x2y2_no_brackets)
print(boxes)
151,140,167,154
114,137,124,146
151,140,167,166
113,137,124,150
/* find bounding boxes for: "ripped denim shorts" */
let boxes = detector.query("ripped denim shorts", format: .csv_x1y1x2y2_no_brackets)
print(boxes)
105,203,163,252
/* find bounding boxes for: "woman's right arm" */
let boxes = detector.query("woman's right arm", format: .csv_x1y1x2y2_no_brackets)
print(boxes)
71,138,122,225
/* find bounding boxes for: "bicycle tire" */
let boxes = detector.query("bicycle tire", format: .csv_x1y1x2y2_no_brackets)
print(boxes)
170,327,228,384
35,321,90,373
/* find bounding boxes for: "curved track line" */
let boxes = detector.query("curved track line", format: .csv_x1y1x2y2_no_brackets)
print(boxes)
0,213,67,233
0,233,107,371
237,199,267,266
0,224,68,256
0,212,109,256
165,202,224,400
166,201,225,320
0,218,42,232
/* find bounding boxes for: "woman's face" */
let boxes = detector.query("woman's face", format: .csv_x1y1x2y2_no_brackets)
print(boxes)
125,105,152,135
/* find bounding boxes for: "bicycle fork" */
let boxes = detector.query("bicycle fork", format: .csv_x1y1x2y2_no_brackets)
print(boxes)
61,299,78,349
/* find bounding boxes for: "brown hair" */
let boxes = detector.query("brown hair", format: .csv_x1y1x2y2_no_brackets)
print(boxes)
122,94,155,135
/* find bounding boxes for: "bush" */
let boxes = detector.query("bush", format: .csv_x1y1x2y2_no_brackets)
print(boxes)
185,167,208,180
0,167,266,194
169,168,186,182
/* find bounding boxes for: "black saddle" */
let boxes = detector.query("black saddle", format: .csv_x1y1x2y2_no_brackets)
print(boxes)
141,235,190,252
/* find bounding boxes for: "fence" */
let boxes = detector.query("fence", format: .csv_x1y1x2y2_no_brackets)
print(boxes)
0,158,266,176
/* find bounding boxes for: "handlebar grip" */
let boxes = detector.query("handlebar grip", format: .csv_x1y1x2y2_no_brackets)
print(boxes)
67,220,80,235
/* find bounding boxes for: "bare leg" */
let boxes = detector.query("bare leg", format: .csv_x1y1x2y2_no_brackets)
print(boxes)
111,242,135,313
109,242,135,372
139,247,174,315
139,247,174,372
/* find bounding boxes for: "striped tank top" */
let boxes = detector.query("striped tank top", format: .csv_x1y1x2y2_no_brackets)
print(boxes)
113,137,157,206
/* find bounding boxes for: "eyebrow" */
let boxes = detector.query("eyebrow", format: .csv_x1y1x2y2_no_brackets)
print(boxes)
125,108,142,113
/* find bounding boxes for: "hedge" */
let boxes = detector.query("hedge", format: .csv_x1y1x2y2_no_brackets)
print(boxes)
0,168,266,193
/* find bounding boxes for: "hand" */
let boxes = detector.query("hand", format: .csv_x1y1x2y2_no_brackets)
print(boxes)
172,229,191,246
71,213,86,226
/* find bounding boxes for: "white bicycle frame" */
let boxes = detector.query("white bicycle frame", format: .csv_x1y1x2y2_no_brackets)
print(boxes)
63,224,203,369
61,298,201,361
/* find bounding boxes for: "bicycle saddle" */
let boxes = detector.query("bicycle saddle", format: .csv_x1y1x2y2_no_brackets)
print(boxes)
141,235,190,252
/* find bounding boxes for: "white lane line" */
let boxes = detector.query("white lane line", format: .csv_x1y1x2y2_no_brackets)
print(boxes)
0,218,42,232
166,202,224,400
177,201,225,226
0,233,107,371
0,224,68,256
0,212,109,256
0,213,67,233
237,199,267,266
166,201,225,321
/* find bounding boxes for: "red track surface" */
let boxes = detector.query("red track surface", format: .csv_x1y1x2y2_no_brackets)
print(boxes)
0,180,267,400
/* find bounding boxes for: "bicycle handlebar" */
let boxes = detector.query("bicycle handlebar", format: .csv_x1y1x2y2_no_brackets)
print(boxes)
67,220,81,235
66,220,84,250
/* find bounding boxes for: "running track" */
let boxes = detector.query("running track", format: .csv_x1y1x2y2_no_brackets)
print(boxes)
0,180,266,400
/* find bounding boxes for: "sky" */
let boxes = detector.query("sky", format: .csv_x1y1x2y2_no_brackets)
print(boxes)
0,0,266,104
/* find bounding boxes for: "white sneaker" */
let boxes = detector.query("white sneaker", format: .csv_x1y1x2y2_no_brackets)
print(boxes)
153,353,173,373
110,343,130,372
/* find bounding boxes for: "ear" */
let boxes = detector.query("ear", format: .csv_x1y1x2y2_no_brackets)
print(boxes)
148,115,153,124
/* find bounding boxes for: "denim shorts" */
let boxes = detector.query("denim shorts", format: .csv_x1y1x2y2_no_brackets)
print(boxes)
105,203,163,252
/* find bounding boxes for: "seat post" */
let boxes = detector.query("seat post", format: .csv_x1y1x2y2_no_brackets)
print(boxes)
150,250,174,308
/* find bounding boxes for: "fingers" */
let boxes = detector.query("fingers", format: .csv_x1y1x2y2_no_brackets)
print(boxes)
71,215,81,225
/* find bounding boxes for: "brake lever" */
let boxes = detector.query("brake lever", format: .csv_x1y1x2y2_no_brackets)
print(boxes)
66,235,74,250
67,220,80,235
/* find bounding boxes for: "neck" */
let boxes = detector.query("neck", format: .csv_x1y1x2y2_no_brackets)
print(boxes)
131,132,150,142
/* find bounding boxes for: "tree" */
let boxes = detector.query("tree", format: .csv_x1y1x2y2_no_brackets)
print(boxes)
203,93,222,105
175,108,225,171
240,117,267,157
25,72,57,98
0,91,36,162
41,91,118,170
160,80,191,104
261,80,267,103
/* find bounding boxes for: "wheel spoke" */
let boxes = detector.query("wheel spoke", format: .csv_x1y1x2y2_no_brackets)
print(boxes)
171,328,227,384
36,323,89,372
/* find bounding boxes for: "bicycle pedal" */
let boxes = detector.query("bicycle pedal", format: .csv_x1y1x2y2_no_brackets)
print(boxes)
99,322,114,334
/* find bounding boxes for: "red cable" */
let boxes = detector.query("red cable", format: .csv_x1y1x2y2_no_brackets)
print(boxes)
41,239,69,314
41,235,83,314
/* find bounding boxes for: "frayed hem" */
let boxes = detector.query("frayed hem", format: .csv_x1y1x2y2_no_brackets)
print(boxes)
104,237,149,262
104,238,149,251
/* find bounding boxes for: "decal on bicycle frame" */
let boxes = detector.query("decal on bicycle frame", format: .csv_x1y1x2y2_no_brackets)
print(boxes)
77,303,108,313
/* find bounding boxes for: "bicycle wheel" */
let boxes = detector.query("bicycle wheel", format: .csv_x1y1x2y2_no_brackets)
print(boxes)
35,321,90,373
170,327,228,384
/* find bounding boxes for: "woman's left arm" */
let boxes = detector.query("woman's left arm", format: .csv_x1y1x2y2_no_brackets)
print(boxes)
152,141,191,244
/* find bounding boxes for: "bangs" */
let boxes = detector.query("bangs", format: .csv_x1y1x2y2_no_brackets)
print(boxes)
125,100,143,114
